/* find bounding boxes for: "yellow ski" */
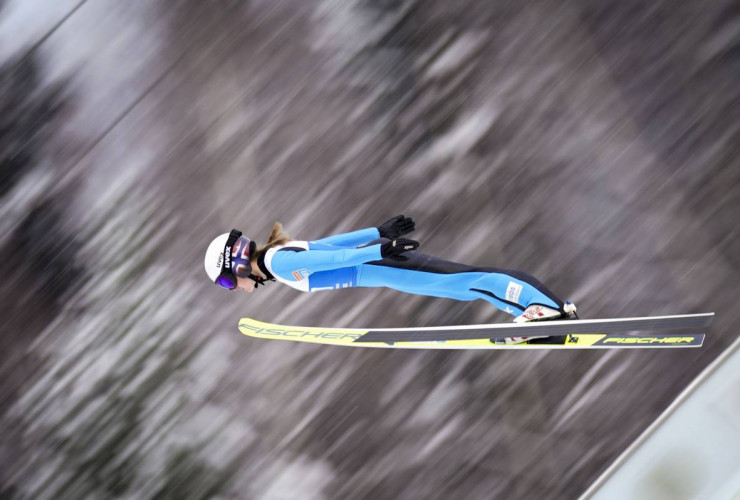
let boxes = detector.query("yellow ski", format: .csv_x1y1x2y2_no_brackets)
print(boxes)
238,317,707,349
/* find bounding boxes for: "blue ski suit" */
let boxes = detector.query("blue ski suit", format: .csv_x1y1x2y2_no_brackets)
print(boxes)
257,227,565,317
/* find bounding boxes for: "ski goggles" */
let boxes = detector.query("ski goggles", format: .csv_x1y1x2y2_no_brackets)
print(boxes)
215,229,266,290
215,229,243,290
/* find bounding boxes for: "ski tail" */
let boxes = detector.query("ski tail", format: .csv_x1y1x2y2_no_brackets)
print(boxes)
354,313,714,343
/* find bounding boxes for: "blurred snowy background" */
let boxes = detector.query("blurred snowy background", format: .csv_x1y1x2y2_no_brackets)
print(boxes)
1,0,738,498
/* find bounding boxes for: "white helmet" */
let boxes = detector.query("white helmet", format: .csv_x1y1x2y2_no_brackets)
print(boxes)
204,229,255,289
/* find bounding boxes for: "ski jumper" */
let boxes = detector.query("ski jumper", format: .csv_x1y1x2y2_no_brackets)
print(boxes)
258,228,565,317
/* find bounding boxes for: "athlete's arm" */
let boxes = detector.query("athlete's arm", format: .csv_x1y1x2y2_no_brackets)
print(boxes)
271,245,382,274
311,216,415,247
311,227,380,248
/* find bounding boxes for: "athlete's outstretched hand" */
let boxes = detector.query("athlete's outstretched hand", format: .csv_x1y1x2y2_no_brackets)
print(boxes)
380,238,419,259
378,215,415,239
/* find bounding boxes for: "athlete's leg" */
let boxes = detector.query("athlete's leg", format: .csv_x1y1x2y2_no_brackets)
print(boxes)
356,265,481,302
465,271,562,314
357,251,567,317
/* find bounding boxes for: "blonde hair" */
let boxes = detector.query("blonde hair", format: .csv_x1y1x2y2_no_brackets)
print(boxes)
254,222,292,259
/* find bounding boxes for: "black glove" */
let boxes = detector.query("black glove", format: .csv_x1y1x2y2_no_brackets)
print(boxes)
378,215,415,239
380,238,420,259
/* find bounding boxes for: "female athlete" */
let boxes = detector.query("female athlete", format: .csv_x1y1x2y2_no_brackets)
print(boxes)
204,216,577,330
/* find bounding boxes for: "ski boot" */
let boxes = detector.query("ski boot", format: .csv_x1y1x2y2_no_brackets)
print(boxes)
493,302,577,344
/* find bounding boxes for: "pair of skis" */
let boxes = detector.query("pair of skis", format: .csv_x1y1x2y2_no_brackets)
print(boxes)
238,313,713,349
